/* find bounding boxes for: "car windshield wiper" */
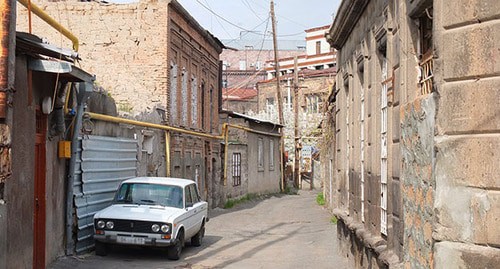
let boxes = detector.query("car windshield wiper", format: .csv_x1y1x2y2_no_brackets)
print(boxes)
140,199,156,204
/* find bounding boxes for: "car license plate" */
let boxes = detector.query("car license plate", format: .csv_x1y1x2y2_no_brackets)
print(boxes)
117,236,145,245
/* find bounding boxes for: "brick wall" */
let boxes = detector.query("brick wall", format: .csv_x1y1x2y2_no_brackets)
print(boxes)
17,0,169,116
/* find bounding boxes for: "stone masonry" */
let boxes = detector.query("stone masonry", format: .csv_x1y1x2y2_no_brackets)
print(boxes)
325,0,499,268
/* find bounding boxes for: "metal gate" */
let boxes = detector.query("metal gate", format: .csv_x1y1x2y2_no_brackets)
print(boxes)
73,135,137,253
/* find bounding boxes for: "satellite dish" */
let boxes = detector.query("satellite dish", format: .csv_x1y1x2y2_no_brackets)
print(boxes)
42,96,53,115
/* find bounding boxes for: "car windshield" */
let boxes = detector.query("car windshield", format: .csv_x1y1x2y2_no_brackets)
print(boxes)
114,183,183,209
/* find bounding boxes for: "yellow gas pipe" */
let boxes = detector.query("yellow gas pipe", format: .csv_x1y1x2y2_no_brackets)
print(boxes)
18,0,79,51
85,112,282,186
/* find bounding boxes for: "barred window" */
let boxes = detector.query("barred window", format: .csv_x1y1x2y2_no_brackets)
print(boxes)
232,153,241,186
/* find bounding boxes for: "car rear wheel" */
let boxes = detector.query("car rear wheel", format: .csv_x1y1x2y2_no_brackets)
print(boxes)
167,230,184,260
191,221,205,247
95,241,108,256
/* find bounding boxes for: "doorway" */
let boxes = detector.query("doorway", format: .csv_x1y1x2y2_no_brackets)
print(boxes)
34,109,46,268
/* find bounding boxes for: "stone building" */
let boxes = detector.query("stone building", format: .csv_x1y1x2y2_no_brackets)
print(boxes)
220,43,303,114
323,0,500,268
256,68,335,167
264,25,336,79
219,111,282,202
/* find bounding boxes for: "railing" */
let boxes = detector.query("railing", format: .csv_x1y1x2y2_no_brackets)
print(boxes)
419,53,434,95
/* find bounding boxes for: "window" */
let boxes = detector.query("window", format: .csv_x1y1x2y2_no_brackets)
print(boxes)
239,60,246,70
258,138,264,170
114,183,183,209
380,52,388,235
306,94,320,113
418,7,434,94
269,139,275,170
266,97,275,117
185,185,193,207
232,153,241,186
316,41,321,55
189,184,200,204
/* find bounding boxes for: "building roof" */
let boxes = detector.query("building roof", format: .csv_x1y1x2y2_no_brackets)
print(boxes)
222,88,257,100
222,110,284,127
170,0,225,53
326,0,370,49
305,25,331,33
258,66,337,84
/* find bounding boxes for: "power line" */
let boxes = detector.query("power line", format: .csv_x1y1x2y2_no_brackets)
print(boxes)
241,0,264,21
195,0,304,38
203,0,235,40
195,0,267,33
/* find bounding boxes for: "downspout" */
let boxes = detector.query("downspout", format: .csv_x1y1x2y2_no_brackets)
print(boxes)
65,82,92,255
0,0,13,119
223,125,229,185
17,0,79,51
165,131,170,177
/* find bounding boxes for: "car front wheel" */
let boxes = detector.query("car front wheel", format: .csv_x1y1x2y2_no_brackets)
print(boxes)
167,230,184,260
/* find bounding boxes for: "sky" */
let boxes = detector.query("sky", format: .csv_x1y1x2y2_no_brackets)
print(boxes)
176,0,342,42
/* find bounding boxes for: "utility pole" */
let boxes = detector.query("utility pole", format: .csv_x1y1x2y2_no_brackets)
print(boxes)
270,0,286,190
293,56,300,189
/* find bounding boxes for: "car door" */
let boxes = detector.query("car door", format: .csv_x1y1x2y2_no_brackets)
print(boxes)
188,184,205,233
183,185,197,238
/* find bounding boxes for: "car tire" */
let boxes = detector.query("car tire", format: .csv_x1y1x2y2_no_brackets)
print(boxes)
95,241,108,256
191,221,205,247
167,230,184,260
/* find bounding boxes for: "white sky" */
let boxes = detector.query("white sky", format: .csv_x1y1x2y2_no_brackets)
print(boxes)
176,0,342,41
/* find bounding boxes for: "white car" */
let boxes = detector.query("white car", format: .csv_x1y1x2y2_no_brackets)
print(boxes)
93,177,208,260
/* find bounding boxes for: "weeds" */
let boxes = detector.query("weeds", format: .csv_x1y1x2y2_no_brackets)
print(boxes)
330,216,338,224
316,192,325,206
223,193,257,209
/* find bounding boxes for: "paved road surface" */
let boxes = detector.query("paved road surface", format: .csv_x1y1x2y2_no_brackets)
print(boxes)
49,190,348,269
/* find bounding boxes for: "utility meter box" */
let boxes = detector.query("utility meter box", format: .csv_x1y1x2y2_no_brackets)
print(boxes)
58,141,71,159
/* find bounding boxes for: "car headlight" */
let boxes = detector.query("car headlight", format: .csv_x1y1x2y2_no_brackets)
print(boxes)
97,220,105,229
152,224,160,233
106,221,114,229
161,224,170,233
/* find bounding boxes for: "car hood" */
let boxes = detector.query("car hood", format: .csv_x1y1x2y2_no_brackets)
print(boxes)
94,204,184,222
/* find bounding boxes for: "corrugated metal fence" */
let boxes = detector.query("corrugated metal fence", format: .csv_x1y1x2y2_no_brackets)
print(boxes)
73,135,138,253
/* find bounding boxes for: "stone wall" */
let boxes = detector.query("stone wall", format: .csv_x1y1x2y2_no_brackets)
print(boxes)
432,0,500,266
256,74,334,158
326,0,500,268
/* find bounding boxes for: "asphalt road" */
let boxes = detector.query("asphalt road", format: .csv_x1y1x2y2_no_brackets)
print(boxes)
49,190,348,269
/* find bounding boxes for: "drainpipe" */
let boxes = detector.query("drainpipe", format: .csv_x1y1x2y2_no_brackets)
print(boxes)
0,0,13,119
165,131,170,176
65,82,92,255
17,0,79,52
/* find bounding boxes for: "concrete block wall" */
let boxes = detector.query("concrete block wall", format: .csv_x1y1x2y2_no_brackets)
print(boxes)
431,0,500,265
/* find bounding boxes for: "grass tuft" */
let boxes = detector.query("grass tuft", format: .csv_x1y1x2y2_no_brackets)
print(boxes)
330,216,338,224
316,192,325,206
223,194,257,209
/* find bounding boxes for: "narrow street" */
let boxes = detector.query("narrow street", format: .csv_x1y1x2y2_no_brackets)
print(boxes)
49,191,348,269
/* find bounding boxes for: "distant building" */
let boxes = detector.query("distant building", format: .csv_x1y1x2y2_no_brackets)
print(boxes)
265,25,336,79
220,37,304,114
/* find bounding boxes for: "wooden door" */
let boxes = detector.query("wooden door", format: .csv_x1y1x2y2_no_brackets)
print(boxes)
34,109,46,269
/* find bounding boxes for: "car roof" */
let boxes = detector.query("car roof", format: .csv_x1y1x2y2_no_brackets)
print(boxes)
121,177,196,188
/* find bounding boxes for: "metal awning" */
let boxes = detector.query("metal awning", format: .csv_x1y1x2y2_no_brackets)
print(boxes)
29,59,94,82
